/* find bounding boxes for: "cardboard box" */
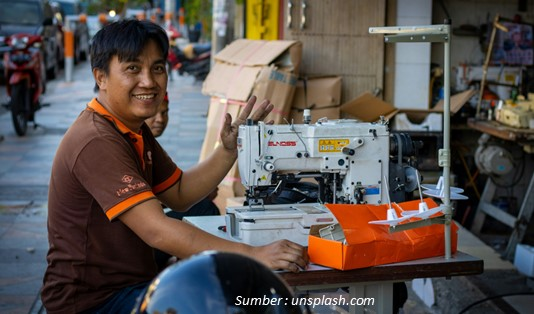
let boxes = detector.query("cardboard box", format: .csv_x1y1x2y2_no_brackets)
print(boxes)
308,198,458,270
340,89,476,125
340,92,398,122
202,39,302,124
394,112,443,132
292,76,342,110
198,97,246,208
289,107,340,124
199,97,240,161
253,66,298,123
200,39,302,204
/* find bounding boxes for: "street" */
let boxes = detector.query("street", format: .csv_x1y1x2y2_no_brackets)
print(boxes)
0,61,209,313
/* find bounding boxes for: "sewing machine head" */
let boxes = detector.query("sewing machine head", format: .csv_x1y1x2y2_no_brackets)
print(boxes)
237,118,393,206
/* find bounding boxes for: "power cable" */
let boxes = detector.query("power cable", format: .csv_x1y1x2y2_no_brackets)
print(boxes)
458,291,534,314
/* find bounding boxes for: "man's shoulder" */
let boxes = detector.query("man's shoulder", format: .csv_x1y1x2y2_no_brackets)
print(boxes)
68,110,123,141
58,110,126,157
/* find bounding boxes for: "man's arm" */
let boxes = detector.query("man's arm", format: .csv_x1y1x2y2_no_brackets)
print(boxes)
159,96,274,211
158,145,235,212
119,198,308,272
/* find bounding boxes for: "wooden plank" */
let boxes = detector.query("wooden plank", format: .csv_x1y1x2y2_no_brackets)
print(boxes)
280,251,484,287
467,118,534,142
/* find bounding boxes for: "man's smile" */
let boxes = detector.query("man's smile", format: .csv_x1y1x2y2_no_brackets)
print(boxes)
134,93,157,100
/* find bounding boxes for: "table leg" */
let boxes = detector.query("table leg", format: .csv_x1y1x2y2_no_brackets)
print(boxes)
294,282,394,313
349,285,365,314
347,282,393,314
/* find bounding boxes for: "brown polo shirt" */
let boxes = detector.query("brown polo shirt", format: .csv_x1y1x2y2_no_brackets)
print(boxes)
42,98,181,313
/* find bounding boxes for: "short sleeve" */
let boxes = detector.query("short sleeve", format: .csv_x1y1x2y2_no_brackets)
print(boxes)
73,136,155,220
146,134,182,194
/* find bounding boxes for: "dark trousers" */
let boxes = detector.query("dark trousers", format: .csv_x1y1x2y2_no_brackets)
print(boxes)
81,282,149,314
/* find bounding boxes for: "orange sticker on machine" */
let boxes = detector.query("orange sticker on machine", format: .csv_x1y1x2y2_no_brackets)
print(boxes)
318,139,349,152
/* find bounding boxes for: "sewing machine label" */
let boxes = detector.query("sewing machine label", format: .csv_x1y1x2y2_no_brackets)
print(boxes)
318,139,350,152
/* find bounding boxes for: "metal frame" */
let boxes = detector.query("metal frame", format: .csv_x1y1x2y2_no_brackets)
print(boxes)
369,23,454,259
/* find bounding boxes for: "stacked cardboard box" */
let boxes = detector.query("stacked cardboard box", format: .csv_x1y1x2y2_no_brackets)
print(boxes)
200,39,302,209
289,76,343,123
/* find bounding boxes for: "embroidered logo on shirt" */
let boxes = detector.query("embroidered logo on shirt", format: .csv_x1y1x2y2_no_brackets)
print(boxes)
116,181,147,197
122,175,133,183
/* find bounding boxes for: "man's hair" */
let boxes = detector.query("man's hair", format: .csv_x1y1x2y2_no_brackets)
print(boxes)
90,19,169,92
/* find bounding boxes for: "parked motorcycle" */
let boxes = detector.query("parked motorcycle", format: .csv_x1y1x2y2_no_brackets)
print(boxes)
168,41,211,81
1,33,47,136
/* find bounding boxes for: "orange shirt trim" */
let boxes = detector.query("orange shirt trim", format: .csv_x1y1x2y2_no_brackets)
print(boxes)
153,168,181,194
106,190,155,220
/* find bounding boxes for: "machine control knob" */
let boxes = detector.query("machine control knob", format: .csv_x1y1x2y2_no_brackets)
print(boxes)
264,162,275,171
342,147,355,156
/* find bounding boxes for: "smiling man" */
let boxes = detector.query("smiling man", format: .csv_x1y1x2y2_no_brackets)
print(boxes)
41,19,308,314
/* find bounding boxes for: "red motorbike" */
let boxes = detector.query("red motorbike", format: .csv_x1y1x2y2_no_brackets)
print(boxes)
168,41,211,82
1,33,46,136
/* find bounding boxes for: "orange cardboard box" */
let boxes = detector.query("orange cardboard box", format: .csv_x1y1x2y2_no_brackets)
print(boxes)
308,198,458,270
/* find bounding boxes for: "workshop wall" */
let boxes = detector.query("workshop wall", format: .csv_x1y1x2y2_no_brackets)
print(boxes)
281,0,386,104
393,0,433,110
431,0,534,92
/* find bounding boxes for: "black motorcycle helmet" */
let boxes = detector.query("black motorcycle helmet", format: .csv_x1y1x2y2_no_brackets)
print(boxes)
134,251,303,314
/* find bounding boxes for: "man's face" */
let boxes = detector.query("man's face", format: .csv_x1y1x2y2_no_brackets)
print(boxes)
146,100,169,137
95,40,168,131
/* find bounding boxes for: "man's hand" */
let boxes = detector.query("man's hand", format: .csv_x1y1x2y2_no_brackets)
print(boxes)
220,96,274,152
250,240,309,273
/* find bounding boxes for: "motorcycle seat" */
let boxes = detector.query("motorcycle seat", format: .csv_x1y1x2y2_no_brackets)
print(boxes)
192,43,212,56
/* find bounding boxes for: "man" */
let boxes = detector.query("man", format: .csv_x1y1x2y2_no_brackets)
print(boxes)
42,19,307,313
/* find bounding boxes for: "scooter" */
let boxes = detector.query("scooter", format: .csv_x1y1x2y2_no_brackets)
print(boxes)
168,42,211,82
1,33,47,136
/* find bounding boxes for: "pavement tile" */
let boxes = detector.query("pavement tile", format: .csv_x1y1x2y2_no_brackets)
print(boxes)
0,295,38,314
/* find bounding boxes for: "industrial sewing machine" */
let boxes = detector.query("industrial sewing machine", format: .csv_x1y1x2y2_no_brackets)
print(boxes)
225,112,421,245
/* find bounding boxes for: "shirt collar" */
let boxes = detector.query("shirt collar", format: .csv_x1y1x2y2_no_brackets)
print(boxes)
87,98,148,169
87,98,143,136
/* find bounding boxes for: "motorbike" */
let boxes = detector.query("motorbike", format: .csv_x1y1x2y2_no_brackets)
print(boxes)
1,33,47,136
168,41,211,82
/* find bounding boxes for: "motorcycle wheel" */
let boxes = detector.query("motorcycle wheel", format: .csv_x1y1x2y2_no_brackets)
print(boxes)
10,83,30,136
